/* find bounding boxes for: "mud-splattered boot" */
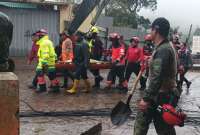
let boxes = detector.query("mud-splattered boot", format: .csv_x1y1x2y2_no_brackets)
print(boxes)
36,76,46,93
66,79,79,94
49,79,60,93
83,79,91,93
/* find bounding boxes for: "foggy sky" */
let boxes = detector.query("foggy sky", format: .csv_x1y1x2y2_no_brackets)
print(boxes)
139,0,200,33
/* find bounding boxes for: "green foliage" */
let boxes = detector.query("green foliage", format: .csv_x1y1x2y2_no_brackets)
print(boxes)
194,27,200,36
106,0,157,28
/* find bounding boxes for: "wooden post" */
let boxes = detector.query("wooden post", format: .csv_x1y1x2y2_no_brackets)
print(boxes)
0,72,19,135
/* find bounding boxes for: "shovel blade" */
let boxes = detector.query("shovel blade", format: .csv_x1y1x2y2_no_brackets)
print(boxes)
111,101,132,126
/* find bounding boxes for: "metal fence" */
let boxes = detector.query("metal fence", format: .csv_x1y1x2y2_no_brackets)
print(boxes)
1,7,59,56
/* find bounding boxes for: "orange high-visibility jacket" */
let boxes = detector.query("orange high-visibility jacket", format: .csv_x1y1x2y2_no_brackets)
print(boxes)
61,38,74,62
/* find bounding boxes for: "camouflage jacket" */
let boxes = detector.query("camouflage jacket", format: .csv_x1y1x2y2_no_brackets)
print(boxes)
143,40,179,103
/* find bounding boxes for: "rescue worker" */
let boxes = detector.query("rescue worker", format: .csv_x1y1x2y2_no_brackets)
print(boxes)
27,32,39,89
172,34,181,51
140,34,154,82
66,32,91,94
34,29,60,93
87,26,104,88
134,18,180,135
55,33,64,59
125,36,146,90
143,34,154,55
105,33,128,93
178,43,192,89
58,32,74,88
0,12,13,72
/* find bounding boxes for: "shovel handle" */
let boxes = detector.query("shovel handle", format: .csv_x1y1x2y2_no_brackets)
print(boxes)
126,70,143,104
130,70,143,95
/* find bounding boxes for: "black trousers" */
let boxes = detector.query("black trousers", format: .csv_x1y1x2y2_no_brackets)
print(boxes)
32,74,38,87
107,65,125,84
90,69,100,77
90,55,102,84
56,68,74,87
179,66,189,88
125,62,146,88
74,65,88,80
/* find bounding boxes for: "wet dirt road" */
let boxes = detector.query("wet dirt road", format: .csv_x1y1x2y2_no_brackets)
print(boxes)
14,58,200,135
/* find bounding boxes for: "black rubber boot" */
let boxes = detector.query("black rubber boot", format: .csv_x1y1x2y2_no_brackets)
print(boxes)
139,77,146,91
93,76,103,88
187,81,192,89
61,79,68,88
119,87,128,94
50,85,60,93
49,79,60,93
28,74,38,89
36,84,46,93
28,84,37,89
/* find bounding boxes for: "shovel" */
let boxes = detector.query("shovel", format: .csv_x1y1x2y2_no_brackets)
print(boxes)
110,70,143,126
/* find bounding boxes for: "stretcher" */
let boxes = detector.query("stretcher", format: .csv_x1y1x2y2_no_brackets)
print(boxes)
56,59,112,70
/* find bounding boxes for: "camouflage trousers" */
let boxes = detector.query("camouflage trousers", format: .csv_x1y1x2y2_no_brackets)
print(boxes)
133,109,176,135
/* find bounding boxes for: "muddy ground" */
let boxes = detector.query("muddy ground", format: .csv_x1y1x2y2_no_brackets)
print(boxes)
14,58,200,135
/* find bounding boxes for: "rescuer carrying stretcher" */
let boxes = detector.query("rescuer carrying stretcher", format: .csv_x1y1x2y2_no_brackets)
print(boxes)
105,32,128,93
66,32,91,94
34,29,60,93
87,26,104,88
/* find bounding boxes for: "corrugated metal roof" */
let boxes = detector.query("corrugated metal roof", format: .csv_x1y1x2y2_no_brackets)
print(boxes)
0,2,37,9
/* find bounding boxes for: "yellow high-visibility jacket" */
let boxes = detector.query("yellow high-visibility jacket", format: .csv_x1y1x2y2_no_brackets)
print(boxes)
36,35,57,70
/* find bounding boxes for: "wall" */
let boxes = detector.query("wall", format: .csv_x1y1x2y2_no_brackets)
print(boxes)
1,7,59,56
59,4,73,33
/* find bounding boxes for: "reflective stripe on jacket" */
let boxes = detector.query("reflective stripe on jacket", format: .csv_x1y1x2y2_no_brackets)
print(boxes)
36,36,57,70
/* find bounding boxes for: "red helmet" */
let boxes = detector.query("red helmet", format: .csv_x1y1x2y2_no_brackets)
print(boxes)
161,104,186,126
109,32,120,40
35,29,48,36
130,36,140,43
144,34,152,41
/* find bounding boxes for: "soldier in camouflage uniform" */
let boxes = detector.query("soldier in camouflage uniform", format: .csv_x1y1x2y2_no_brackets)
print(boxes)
134,18,181,135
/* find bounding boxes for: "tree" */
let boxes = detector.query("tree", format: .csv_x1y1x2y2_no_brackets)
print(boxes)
138,16,151,29
105,0,157,28
194,27,200,36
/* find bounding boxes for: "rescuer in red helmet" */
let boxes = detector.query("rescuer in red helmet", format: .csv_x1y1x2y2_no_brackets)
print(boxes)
143,34,154,55
124,36,146,90
139,34,154,84
134,18,182,135
105,32,128,93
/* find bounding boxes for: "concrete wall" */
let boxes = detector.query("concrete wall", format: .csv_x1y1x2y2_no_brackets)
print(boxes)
1,7,59,56
192,36,200,54
96,16,146,42
59,4,73,33
96,15,113,28
0,72,19,135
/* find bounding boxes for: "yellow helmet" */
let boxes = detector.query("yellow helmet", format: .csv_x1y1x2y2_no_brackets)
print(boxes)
90,26,99,34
